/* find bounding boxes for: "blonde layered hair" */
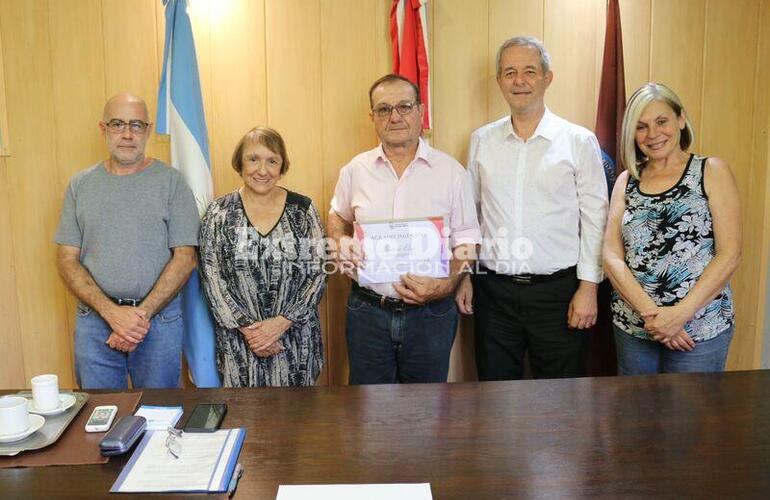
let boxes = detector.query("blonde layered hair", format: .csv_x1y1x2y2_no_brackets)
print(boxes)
620,83,695,179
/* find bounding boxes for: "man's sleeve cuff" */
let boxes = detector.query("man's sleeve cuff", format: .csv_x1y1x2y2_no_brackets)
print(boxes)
576,264,603,283
328,204,353,223
450,229,482,249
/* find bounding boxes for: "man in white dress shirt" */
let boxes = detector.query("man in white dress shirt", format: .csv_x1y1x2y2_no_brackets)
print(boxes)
456,36,608,379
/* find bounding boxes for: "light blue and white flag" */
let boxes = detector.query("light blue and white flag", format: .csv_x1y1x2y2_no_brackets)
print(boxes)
157,0,220,387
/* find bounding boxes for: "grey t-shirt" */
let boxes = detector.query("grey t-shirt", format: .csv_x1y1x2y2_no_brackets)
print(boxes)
55,160,199,299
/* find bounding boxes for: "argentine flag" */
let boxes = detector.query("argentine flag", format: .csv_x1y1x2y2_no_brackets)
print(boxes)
157,0,220,387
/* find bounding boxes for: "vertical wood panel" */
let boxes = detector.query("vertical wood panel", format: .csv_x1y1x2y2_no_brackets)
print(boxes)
0,28,9,156
265,0,323,204
699,0,762,369
186,0,214,173
102,0,166,162
320,0,382,385
488,0,544,121
619,0,651,96
373,0,393,77
650,0,705,150
265,0,326,384
752,0,770,366
431,0,488,382
0,0,73,387
49,0,107,383
432,0,488,162
0,158,24,388
544,0,604,129
208,0,267,197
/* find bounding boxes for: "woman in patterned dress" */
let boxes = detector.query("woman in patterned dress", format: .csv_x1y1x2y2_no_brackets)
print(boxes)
603,83,742,374
199,127,327,386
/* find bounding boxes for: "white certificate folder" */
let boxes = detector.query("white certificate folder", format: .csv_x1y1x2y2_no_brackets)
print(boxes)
110,428,246,493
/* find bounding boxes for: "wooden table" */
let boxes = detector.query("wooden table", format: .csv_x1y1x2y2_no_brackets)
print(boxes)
2,370,770,499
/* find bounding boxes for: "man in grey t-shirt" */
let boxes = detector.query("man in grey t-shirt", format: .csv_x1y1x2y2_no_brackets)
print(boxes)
55,93,199,389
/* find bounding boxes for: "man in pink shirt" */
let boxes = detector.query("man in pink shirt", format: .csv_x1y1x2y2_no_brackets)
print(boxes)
329,74,481,384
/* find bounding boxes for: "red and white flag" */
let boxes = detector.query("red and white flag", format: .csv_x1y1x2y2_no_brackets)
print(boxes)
390,0,431,130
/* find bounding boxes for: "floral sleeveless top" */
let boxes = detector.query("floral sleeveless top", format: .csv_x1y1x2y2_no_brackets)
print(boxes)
611,154,734,342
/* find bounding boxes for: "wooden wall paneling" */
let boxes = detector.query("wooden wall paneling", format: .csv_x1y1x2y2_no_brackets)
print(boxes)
320,0,383,385
264,0,323,204
431,0,489,382
700,0,761,369
487,0,544,121
0,27,9,156
594,0,608,117
101,0,166,162
265,0,326,382
48,0,107,384
208,0,267,197
543,0,604,129
152,0,170,164
752,0,770,366
0,0,74,387
619,0,651,97
0,158,24,388
185,0,213,173
374,0,393,77
432,0,489,163
649,0,705,151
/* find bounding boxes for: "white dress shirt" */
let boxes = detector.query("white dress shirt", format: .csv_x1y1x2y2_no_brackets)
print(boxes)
331,138,481,297
467,108,608,283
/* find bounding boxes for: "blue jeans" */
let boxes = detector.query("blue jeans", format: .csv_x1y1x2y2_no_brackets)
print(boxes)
345,290,458,384
614,325,734,375
74,296,184,389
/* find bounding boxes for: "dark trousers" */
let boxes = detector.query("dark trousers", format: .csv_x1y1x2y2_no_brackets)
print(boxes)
473,270,587,380
345,288,458,385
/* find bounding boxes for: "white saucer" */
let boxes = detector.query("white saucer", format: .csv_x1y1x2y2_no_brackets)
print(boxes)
27,394,77,416
0,414,45,443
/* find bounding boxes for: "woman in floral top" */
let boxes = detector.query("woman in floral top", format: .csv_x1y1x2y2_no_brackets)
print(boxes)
199,127,326,386
603,83,741,374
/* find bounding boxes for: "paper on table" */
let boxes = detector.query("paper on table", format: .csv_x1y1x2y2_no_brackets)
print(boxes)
134,405,183,431
276,483,433,500
111,428,245,493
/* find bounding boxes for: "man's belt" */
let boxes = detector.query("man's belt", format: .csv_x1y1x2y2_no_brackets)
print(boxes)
479,265,576,285
109,297,143,307
351,282,419,312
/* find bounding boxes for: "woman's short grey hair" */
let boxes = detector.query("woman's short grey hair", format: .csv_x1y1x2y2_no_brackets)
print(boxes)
496,36,551,77
620,82,695,179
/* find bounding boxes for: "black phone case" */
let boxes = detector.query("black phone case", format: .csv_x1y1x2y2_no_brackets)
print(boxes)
99,415,147,456
183,404,227,432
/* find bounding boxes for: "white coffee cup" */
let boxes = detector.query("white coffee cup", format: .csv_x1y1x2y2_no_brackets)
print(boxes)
31,374,60,412
0,396,30,436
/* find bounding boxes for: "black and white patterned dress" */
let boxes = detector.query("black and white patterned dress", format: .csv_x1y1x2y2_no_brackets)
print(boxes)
199,189,327,387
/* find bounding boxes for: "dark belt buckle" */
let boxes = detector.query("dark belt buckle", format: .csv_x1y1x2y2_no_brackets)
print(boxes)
381,296,406,312
510,275,532,285
116,298,140,307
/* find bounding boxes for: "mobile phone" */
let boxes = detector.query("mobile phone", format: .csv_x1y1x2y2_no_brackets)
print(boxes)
85,405,118,433
183,403,227,433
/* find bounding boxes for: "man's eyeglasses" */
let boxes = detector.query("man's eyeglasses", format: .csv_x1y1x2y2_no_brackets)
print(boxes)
372,101,418,118
165,427,183,459
104,119,150,134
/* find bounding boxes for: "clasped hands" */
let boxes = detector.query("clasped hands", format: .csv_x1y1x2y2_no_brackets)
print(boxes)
239,316,293,358
105,305,150,353
641,305,694,351
336,236,452,304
